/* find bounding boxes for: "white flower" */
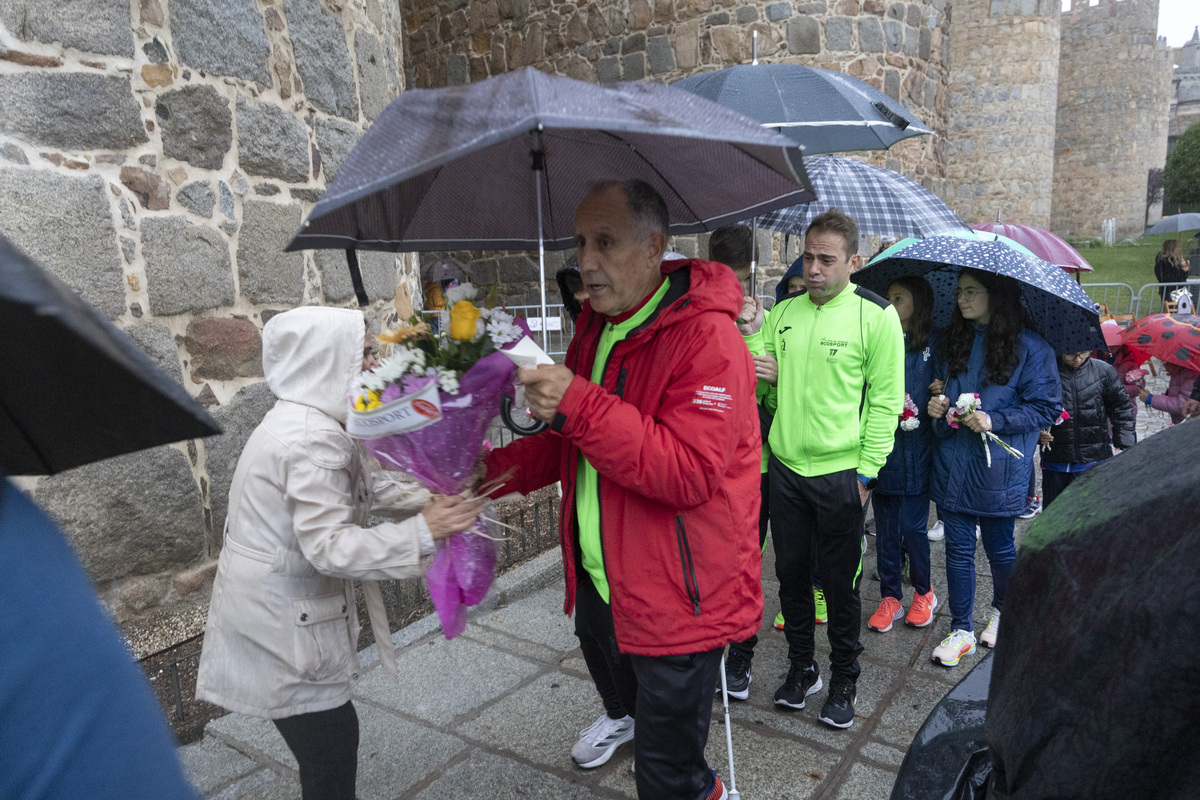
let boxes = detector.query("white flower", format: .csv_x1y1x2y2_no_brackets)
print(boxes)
900,417,920,431
425,365,461,395
482,307,522,346
444,282,477,305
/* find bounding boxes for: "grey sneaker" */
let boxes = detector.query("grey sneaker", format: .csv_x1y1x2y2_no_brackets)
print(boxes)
570,713,634,768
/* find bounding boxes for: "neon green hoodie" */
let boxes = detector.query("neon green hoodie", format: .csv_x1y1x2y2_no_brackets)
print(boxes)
745,284,904,479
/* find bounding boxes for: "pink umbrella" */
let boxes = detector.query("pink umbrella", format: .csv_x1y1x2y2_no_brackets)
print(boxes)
971,222,1093,274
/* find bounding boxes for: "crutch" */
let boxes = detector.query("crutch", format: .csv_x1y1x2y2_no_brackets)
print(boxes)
717,650,743,799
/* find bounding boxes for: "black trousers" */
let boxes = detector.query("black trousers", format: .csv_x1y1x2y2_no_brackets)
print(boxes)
1041,468,1079,509
630,648,723,800
575,574,638,719
272,700,358,800
575,575,723,800
769,456,866,683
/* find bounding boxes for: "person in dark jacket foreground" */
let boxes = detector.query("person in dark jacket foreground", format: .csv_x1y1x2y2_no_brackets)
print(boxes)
485,180,762,800
1038,350,1136,508
868,277,939,634
927,268,1061,666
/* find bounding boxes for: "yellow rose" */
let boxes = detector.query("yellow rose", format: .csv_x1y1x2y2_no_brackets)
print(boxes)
448,300,482,341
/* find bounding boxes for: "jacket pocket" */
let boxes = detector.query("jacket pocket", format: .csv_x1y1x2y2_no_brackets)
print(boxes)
674,515,702,617
292,592,352,682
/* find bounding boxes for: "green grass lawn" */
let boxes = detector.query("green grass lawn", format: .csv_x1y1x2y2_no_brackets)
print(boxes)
1073,232,1199,316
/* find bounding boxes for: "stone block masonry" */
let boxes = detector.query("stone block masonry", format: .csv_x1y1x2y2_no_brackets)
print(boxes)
0,0,415,644
945,0,1061,228
1052,0,1173,239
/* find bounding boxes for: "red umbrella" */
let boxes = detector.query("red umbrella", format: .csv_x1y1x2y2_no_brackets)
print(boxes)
971,222,1093,274
1118,313,1200,372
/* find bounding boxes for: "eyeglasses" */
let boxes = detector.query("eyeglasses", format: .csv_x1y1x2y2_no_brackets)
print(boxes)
956,288,988,300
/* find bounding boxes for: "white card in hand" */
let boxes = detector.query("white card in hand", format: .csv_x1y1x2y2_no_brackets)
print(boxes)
501,336,554,369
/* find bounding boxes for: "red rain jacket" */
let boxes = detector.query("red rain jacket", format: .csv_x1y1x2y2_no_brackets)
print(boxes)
485,259,763,656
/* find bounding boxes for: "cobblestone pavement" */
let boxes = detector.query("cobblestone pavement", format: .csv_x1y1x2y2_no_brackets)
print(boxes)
179,367,1174,799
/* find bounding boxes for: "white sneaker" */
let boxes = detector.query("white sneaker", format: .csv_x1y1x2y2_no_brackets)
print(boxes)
931,629,977,667
980,610,1000,648
927,520,945,541
571,714,635,768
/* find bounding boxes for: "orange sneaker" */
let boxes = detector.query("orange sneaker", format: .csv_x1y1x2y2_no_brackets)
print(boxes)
868,597,904,632
905,590,937,628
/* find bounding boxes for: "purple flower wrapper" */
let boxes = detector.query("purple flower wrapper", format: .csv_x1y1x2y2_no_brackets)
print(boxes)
425,509,499,639
364,348,517,495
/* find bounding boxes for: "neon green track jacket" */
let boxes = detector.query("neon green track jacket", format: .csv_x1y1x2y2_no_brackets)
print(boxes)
746,284,904,479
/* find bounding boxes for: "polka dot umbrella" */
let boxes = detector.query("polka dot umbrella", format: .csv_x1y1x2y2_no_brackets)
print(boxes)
853,230,1105,354
1118,314,1200,372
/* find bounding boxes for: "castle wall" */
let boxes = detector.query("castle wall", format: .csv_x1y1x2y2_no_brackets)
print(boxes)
1051,0,1173,239
944,0,1060,228
0,0,411,646
401,0,953,289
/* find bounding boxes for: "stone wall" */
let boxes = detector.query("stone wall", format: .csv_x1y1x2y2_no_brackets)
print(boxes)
0,0,410,643
944,0,1060,228
401,0,953,289
1051,0,1173,239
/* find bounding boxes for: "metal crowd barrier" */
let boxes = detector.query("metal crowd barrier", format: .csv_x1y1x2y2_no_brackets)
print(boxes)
1080,282,1136,321
1132,282,1199,318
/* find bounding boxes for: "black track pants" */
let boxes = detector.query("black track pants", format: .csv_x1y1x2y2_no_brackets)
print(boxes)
769,456,866,684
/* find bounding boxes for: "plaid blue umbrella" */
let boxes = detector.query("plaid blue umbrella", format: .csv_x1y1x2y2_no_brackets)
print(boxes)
853,232,1105,354
672,63,933,155
755,156,969,239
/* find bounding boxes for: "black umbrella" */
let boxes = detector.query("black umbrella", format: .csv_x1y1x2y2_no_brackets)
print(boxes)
671,62,934,155
287,67,814,347
1,235,221,475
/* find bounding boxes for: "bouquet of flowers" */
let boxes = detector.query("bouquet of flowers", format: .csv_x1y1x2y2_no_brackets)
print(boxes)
347,283,527,638
946,392,1024,467
899,393,920,431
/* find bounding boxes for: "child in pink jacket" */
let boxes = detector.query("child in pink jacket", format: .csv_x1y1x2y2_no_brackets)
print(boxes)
1139,362,1199,425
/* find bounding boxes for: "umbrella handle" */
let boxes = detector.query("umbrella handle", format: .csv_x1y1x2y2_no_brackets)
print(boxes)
501,394,548,436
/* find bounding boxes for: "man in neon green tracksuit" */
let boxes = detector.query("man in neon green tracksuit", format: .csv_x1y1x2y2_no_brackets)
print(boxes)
742,209,904,729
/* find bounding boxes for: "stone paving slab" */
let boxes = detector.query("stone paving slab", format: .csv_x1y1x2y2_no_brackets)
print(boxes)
355,636,540,726
181,502,1056,800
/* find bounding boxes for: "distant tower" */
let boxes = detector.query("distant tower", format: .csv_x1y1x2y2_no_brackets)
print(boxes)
944,0,1061,228
1170,27,1200,155
1052,0,1173,238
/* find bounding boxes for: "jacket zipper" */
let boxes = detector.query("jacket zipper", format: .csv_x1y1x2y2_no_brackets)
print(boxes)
674,515,702,616
594,329,626,592
802,304,822,474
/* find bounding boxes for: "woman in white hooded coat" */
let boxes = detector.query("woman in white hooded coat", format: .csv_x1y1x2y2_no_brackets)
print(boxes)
197,306,483,799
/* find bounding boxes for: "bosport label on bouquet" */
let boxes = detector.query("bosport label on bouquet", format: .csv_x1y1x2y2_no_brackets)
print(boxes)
346,381,443,439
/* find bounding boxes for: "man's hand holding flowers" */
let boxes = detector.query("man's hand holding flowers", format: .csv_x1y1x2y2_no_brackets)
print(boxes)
518,364,574,422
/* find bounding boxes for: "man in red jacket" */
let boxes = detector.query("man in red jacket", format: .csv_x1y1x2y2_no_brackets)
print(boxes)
485,180,763,800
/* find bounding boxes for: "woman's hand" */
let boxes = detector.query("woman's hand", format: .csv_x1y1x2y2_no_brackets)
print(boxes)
962,411,992,433
1138,388,1151,402
421,494,488,540
928,394,950,419
928,378,945,396
1038,430,1053,446
752,353,778,384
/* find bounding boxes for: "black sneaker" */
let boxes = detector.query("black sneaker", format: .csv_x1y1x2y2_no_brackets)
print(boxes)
773,661,822,710
722,649,752,701
818,679,857,729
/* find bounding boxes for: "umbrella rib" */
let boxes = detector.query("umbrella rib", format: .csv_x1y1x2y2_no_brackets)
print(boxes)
0,399,54,473
591,129,707,230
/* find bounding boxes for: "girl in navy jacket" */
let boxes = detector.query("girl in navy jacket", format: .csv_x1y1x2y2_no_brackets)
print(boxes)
868,277,939,634
926,269,1060,666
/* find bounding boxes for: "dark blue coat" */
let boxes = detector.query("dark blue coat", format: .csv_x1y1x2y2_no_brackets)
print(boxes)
930,327,1061,517
877,332,937,496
